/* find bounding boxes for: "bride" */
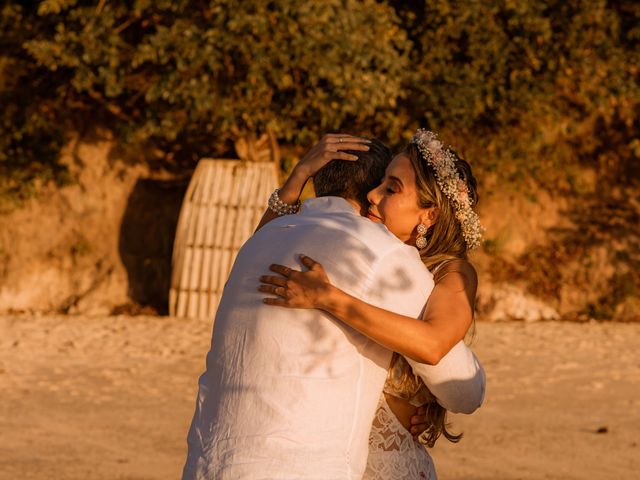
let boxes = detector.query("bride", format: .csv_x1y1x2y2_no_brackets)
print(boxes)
257,130,484,479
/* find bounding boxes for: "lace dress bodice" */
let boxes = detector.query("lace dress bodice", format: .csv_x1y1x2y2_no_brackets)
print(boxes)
364,393,436,479
364,357,438,479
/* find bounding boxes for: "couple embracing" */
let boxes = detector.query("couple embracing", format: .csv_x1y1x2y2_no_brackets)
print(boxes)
183,130,486,479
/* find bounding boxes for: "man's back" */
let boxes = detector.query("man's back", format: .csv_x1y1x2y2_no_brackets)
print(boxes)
183,197,433,479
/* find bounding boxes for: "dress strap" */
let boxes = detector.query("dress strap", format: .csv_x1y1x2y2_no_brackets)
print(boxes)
431,259,455,277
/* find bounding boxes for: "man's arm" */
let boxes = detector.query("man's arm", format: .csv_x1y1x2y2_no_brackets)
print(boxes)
407,340,485,414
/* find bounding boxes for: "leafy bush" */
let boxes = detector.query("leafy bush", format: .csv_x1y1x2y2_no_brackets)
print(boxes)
2,0,410,187
2,1,638,190
393,0,639,187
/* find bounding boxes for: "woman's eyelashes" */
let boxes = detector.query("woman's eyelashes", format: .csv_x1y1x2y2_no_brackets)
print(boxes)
385,181,400,194
378,177,399,195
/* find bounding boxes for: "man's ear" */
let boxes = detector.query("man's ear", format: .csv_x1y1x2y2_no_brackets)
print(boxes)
420,207,439,228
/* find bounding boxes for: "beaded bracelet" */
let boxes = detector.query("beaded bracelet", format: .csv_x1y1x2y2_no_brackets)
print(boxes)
268,188,301,216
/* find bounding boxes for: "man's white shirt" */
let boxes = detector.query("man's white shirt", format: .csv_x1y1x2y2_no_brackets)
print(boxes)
182,197,483,480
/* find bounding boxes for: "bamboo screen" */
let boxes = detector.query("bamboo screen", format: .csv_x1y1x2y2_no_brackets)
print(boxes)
169,159,278,318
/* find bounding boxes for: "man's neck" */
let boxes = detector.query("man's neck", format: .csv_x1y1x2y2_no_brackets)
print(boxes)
344,198,367,217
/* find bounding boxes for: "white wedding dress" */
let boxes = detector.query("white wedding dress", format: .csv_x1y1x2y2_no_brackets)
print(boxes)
364,357,437,480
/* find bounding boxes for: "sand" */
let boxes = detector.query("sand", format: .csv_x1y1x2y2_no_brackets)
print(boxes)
1,315,638,480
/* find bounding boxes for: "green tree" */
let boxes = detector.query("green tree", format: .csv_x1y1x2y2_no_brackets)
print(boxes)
2,0,410,196
1,0,638,196
392,0,639,187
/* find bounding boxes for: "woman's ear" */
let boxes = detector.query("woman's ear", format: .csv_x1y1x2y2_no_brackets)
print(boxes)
420,207,439,228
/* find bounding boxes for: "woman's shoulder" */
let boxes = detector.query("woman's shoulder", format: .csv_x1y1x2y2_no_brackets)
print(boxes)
433,259,478,290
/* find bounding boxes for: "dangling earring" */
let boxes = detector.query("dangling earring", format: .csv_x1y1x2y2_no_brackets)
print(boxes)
416,224,428,249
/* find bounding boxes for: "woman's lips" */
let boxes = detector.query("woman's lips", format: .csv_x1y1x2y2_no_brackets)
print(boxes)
367,211,382,222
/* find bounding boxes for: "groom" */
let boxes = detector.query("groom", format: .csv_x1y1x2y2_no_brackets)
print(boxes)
182,137,484,479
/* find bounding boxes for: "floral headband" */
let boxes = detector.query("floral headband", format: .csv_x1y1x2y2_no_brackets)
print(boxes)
411,129,483,250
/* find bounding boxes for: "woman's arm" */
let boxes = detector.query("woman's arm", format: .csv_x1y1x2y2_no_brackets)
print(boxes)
259,256,477,365
255,134,370,231
255,166,310,231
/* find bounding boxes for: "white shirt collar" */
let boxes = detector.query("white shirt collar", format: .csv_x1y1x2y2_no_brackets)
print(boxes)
300,196,360,216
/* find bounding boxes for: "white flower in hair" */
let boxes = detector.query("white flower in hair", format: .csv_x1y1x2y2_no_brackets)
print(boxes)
411,129,483,249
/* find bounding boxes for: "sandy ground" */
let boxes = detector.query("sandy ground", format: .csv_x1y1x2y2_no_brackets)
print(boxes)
0,315,638,480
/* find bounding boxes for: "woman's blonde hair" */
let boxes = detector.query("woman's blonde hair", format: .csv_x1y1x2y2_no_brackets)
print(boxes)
388,142,479,448
407,142,478,270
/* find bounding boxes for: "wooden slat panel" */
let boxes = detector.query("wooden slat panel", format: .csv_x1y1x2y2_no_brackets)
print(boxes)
171,159,279,319
233,164,255,249
169,163,202,315
181,163,206,317
205,161,225,316
200,166,220,318
218,163,242,293
213,164,233,296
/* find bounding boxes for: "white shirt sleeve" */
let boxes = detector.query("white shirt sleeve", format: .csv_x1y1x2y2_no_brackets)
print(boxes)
406,340,486,414
363,243,485,414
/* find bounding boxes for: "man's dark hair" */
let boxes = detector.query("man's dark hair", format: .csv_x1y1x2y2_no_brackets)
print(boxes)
313,137,391,207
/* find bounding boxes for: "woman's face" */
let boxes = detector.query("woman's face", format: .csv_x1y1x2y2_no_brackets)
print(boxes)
366,153,433,243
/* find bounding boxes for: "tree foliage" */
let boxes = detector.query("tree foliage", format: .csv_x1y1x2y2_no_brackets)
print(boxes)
392,0,639,186
1,0,638,194
2,0,410,187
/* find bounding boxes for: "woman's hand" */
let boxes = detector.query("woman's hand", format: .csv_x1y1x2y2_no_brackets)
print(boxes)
259,255,333,309
410,404,430,439
255,134,370,232
293,134,370,179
